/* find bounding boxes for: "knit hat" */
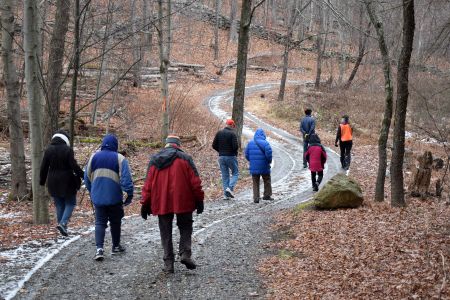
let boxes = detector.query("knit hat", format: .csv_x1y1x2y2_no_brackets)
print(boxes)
226,119,235,127
165,135,181,146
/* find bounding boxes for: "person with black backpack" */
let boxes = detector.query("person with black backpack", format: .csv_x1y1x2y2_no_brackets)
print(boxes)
245,128,273,203
39,130,84,237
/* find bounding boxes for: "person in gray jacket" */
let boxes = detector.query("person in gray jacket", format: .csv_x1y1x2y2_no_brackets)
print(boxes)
300,108,316,168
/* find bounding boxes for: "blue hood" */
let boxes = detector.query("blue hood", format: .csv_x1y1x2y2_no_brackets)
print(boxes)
254,128,266,140
101,134,118,152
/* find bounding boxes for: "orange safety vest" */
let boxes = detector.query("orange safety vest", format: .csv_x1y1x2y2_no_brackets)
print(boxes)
340,124,352,142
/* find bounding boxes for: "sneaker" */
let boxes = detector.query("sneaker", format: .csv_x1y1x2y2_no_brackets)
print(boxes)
94,248,105,261
223,196,231,200
180,257,197,270
303,164,308,168
254,198,260,203
312,185,319,192
56,224,68,237
112,245,126,255
225,187,235,198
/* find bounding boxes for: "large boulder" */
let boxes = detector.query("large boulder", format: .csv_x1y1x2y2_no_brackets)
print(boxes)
314,174,363,209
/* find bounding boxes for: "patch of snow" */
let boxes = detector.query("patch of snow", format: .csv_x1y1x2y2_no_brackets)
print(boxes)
0,212,24,219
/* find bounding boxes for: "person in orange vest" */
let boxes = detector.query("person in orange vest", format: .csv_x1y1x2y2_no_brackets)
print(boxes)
335,115,353,170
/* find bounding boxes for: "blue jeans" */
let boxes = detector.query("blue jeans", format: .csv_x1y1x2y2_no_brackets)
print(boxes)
53,195,76,226
94,204,124,249
218,156,239,196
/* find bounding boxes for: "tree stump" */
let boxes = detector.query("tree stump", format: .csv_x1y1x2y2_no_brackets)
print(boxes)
409,151,433,198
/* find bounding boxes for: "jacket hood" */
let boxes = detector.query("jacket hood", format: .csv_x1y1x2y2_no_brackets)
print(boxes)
151,146,180,170
309,134,321,144
254,128,266,140
101,134,118,152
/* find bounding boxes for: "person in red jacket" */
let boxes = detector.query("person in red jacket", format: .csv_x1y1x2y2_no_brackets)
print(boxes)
141,135,205,273
304,134,327,191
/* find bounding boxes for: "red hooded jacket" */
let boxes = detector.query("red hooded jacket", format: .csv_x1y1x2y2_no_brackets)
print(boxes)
305,144,327,172
141,146,204,215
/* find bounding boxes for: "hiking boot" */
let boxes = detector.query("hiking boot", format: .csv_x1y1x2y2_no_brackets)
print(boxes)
94,248,105,261
112,245,126,255
254,198,260,203
180,257,197,270
56,224,68,237
262,196,274,201
225,187,235,198
162,261,174,273
312,184,319,192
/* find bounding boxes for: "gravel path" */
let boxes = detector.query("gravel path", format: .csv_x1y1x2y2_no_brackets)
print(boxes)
12,83,342,300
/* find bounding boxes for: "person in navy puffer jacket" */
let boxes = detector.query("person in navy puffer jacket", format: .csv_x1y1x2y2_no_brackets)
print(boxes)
245,128,273,203
84,134,134,261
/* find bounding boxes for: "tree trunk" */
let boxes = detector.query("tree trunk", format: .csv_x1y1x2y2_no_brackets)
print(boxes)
232,0,254,147
390,0,415,207
408,151,433,198
158,0,171,141
344,23,370,89
1,0,28,199
91,0,113,125
214,0,221,60
131,0,142,87
229,0,238,42
69,0,81,146
23,0,48,224
365,0,394,202
314,3,323,89
44,0,70,144
278,0,297,102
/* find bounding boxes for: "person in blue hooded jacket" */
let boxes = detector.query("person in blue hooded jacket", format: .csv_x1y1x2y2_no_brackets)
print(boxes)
245,128,274,203
84,134,134,261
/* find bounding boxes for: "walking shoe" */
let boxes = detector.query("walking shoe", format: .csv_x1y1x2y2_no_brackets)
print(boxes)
180,257,197,270
94,248,105,261
112,245,126,255
303,164,308,168
262,196,274,201
312,184,319,192
254,198,260,203
162,261,174,273
223,196,231,200
225,187,235,198
56,224,68,237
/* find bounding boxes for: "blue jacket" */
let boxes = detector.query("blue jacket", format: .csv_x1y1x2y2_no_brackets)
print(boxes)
300,115,316,137
84,134,134,207
245,129,272,175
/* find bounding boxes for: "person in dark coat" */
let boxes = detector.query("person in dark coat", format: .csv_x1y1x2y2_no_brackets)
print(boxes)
245,128,273,203
304,134,327,191
300,108,316,168
212,119,239,199
40,130,84,236
141,135,205,273
84,134,134,261
335,115,353,170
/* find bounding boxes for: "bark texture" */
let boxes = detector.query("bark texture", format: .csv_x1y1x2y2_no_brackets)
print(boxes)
1,0,28,199
390,0,415,207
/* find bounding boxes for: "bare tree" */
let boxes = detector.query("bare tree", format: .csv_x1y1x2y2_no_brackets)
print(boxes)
390,0,415,207
23,0,48,223
158,0,171,141
1,0,28,199
44,0,71,144
232,0,265,146
229,0,238,42
314,2,323,89
214,0,222,60
365,0,394,202
69,0,81,145
131,0,142,87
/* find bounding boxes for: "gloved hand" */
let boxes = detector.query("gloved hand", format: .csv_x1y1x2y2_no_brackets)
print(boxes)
334,142,339,147
141,204,151,220
123,194,133,206
305,134,309,140
196,201,204,214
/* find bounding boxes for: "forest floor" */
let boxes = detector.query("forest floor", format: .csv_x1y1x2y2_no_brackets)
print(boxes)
1,25,449,298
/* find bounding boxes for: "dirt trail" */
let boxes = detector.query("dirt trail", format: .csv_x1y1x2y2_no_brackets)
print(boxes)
11,83,343,300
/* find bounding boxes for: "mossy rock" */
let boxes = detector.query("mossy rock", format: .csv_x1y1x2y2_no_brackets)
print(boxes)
293,200,316,213
313,173,363,209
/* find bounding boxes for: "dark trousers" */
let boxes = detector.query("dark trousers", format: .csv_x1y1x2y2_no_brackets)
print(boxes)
94,204,124,249
303,139,309,166
339,141,353,168
311,171,323,187
252,174,272,200
158,213,193,263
